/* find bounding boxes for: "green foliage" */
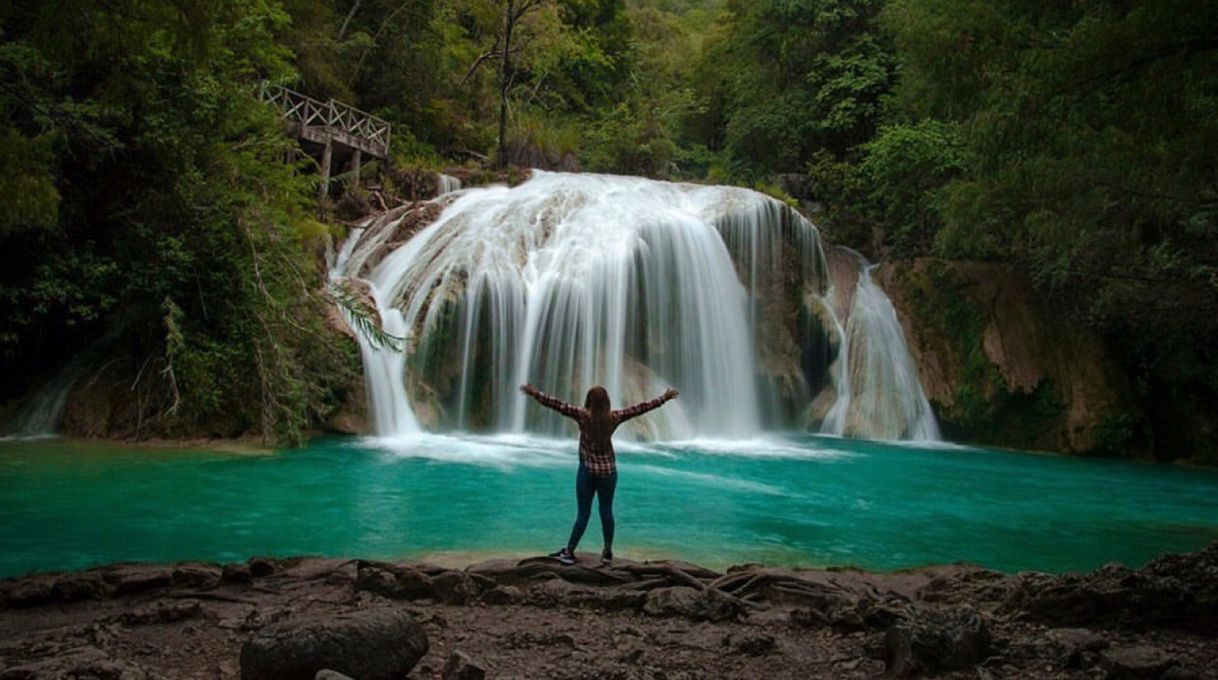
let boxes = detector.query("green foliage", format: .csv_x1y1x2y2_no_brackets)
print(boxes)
689,0,895,179
0,0,356,444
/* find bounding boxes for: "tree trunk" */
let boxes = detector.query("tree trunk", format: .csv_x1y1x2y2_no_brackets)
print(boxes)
497,0,514,168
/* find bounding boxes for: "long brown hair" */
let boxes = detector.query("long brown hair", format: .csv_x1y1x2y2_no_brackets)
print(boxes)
584,386,614,436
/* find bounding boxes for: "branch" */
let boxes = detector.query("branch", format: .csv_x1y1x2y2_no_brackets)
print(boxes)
337,0,362,42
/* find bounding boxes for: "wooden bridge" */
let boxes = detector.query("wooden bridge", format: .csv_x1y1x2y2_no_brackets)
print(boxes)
259,84,392,200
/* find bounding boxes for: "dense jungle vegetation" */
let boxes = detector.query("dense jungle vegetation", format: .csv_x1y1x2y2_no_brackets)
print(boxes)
1,0,1215,455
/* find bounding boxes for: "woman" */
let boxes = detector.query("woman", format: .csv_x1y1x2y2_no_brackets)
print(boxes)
520,383,679,565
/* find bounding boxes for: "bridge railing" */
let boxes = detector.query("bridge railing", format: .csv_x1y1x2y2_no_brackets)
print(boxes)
259,83,391,158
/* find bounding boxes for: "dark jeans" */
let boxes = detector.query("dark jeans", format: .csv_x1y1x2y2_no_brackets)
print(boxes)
566,464,617,553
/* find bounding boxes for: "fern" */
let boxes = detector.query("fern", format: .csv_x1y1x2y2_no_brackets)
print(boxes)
329,282,405,352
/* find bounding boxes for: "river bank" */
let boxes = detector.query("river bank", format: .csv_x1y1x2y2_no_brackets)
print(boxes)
2,543,1215,679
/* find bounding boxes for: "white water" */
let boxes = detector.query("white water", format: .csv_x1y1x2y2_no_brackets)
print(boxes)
436,173,463,196
822,262,940,440
334,171,939,442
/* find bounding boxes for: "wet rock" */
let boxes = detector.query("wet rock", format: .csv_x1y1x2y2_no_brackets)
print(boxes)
240,608,428,680
883,606,991,676
442,650,486,680
642,587,741,622
1099,645,1179,679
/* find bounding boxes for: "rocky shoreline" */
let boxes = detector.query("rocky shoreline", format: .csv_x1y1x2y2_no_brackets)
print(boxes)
2,544,1215,679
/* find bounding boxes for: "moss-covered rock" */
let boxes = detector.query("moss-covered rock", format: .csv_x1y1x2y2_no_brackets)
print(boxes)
876,259,1150,456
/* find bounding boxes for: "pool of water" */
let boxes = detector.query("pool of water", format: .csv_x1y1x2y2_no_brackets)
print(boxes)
1,433,1217,578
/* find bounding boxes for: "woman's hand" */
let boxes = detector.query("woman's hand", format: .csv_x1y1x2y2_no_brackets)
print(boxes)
520,384,540,397
663,387,679,401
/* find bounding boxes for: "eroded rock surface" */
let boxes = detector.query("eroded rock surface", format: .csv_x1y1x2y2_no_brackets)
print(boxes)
1,543,1216,679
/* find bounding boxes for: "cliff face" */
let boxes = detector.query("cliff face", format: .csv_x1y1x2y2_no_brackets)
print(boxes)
875,259,1149,456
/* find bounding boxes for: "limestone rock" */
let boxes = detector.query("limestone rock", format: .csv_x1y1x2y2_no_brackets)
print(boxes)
875,259,1147,455
240,609,428,680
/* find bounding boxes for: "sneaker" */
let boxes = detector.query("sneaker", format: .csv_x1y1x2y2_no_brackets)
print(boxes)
549,548,576,566
601,550,613,565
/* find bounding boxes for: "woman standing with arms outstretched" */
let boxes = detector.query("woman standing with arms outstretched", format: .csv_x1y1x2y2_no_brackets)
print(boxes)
520,383,679,565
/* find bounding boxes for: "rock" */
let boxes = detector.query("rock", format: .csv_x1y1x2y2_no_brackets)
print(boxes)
1100,645,1179,679
480,585,522,605
119,599,205,625
240,608,428,680
356,565,433,600
222,562,253,584
883,606,991,676
314,671,355,680
52,571,110,602
875,259,1147,455
442,650,486,680
725,631,775,656
0,645,154,679
4,577,56,607
172,564,222,589
432,571,484,605
103,565,174,595
248,557,278,578
642,587,742,622
1005,543,1218,631
1043,627,1109,668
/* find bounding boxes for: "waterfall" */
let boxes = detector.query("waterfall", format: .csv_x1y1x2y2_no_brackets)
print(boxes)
821,251,940,440
334,171,939,442
436,173,463,196
1,346,98,438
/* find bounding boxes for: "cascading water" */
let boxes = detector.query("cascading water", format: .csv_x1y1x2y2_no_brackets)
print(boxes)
333,171,939,442
436,173,463,196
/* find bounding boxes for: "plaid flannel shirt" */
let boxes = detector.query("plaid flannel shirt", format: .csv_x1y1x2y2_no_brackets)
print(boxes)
529,390,672,477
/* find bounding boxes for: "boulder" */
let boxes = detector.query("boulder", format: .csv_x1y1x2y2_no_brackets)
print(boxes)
240,609,428,680
883,606,991,676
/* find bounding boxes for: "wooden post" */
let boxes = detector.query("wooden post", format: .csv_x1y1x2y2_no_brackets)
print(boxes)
350,149,362,189
318,136,333,203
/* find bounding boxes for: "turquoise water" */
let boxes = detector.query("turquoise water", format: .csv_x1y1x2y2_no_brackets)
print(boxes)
1,433,1217,578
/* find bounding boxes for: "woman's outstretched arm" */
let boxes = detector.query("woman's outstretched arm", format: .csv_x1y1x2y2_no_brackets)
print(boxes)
613,388,678,422
520,384,585,421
